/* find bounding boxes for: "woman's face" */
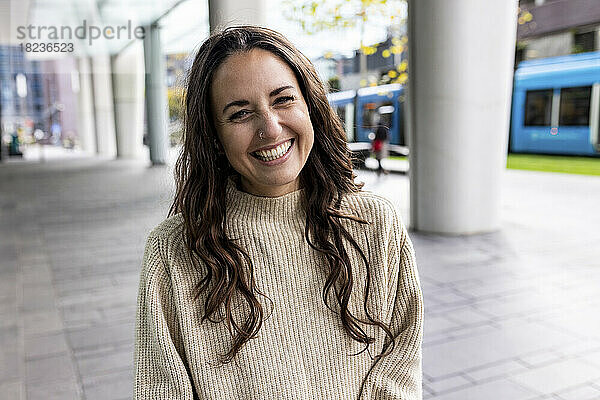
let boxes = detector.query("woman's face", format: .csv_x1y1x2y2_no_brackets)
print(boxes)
210,48,314,197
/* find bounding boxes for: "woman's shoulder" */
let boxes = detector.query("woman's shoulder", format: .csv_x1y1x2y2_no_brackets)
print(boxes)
147,213,185,243
342,190,398,213
142,214,188,273
341,190,403,227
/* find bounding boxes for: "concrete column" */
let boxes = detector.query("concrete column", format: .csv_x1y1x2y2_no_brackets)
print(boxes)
407,0,518,234
0,92,3,162
76,57,96,155
208,0,267,32
143,23,168,165
112,41,145,159
91,54,117,158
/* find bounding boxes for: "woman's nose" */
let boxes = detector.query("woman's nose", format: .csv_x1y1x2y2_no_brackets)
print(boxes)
257,110,283,139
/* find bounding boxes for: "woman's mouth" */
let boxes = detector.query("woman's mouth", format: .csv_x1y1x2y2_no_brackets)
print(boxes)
251,138,294,163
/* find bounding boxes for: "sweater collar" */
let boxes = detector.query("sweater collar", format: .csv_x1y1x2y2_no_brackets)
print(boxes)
225,176,306,221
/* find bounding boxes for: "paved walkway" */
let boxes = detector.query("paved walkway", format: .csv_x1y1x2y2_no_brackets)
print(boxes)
1,151,599,399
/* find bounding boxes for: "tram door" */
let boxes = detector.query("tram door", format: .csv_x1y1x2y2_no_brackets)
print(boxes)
592,83,600,152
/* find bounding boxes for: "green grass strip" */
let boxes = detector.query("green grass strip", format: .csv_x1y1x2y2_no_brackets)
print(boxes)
390,154,600,176
506,154,600,176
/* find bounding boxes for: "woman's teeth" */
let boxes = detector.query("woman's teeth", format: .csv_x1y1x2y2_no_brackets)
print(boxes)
253,139,293,162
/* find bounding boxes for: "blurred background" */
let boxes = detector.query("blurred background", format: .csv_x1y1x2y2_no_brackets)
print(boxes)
0,0,599,399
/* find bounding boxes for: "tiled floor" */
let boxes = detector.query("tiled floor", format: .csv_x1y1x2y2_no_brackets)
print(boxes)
1,153,599,399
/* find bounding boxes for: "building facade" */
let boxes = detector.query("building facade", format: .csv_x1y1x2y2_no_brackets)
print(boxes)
0,45,44,137
341,34,408,90
517,0,600,63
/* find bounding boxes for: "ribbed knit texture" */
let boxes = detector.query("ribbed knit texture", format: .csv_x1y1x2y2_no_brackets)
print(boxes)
134,177,424,400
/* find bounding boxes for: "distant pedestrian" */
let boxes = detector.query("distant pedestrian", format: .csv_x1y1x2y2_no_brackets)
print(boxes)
51,123,62,146
372,123,389,175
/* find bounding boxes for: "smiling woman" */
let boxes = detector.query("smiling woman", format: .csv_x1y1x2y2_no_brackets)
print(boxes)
210,48,314,197
134,26,423,400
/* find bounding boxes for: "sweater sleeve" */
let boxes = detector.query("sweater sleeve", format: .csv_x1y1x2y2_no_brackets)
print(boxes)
359,211,424,399
134,233,196,400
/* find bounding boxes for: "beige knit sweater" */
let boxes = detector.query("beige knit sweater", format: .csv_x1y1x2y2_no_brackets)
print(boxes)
134,178,423,400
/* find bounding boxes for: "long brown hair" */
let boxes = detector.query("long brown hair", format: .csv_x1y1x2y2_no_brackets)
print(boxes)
168,26,395,365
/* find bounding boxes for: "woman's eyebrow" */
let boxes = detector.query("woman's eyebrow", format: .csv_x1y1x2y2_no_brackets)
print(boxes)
222,100,249,114
222,86,294,114
269,85,294,96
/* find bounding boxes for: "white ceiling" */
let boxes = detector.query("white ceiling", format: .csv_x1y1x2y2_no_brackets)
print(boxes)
0,0,406,61
0,0,209,58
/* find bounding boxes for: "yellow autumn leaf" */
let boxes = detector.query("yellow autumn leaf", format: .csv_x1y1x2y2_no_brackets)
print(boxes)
382,49,391,58
388,70,397,78
361,45,377,55
391,45,404,54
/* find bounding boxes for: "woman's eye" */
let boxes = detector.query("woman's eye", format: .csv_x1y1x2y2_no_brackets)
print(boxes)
228,110,251,121
275,95,295,105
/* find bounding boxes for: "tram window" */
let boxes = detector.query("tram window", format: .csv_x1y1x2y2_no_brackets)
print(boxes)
559,86,591,126
334,105,346,125
398,95,406,145
362,103,378,129
362,101,393,129
524,89,552,126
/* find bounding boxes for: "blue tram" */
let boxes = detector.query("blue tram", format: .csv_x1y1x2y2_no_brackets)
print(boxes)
329,52,600,158
511,51,600,156
327,83,406,151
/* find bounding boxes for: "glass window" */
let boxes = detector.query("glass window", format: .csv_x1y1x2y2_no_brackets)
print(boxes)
334,105,346,126
524,89,552,126
362,101,394,130
398,95,408,146
574,31,596,53
362,102,378,129
559,86,591,126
